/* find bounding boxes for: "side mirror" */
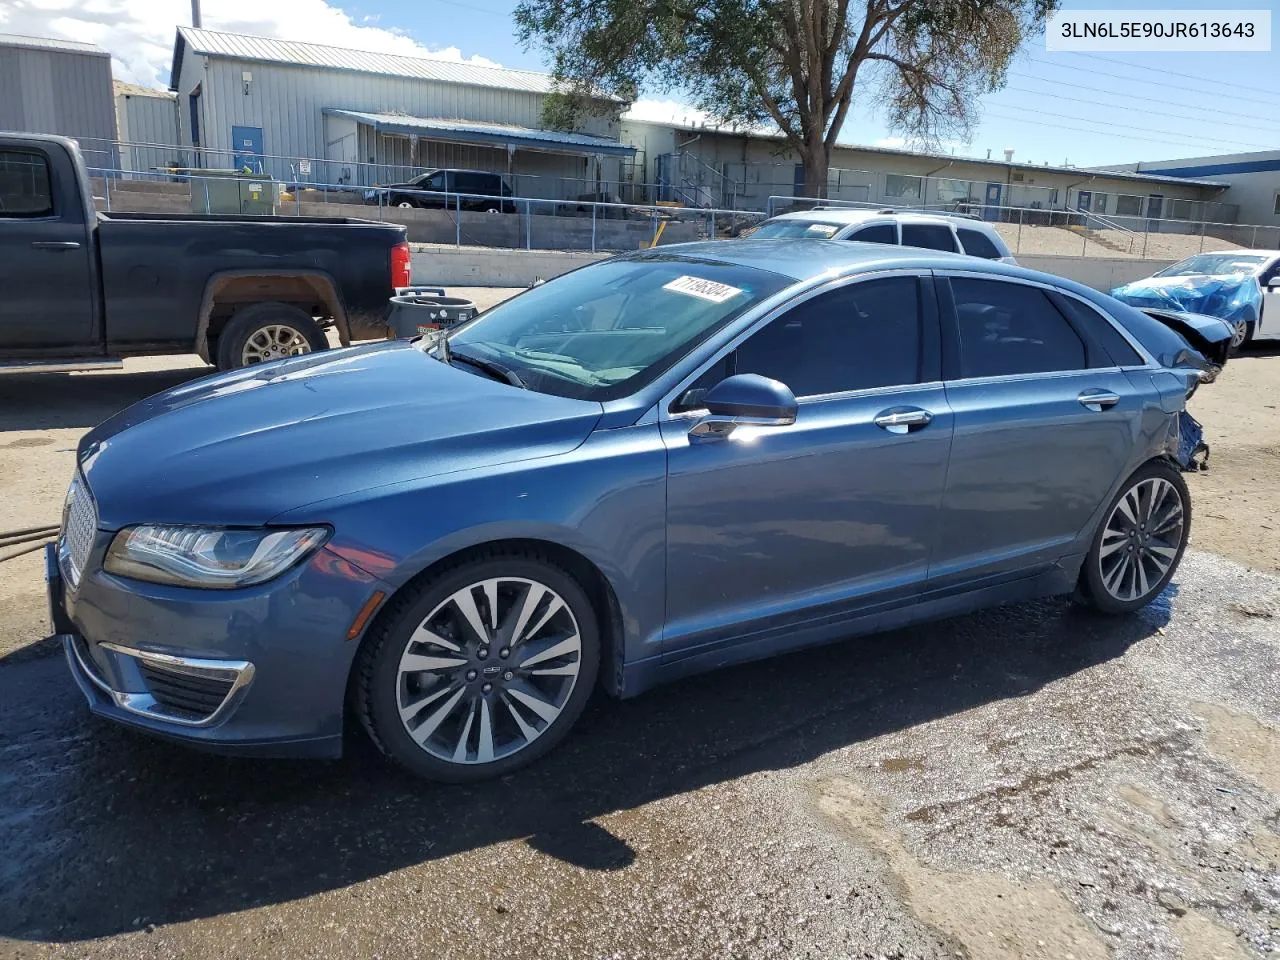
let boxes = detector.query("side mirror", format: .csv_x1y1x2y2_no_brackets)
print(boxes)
1267,278,1280,290
690,374,797,442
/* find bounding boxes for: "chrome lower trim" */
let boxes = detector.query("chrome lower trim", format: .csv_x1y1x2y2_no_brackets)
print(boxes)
68,637,255,728
0,358,123,376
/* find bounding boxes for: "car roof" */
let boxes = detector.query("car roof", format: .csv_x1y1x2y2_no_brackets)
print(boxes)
643,239,1026,282
767,208,989,228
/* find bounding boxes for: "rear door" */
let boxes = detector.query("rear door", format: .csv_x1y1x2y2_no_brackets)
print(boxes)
928,272,1147,591
0,142,95,348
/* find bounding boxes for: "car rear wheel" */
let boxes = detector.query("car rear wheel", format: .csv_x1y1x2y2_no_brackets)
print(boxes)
214,302,328,371
1077,460,1190,614
356,551,600,782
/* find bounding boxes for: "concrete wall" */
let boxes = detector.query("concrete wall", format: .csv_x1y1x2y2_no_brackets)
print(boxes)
412,246,1175,292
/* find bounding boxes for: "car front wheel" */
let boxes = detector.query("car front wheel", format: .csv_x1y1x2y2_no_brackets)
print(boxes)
356,551,600,782
1077,460,1191,614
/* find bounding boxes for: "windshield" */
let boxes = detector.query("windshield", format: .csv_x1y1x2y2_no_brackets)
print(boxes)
447,255,791,400
746,219,844,239
1155,254,1266,278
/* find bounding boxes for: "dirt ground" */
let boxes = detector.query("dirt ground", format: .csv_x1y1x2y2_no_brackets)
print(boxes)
1,298,1278,960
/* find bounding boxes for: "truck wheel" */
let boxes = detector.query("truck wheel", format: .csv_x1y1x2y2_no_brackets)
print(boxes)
215,302,328,370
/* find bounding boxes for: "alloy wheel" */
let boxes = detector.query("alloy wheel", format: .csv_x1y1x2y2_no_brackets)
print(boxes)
1230,319,1248,350
1097,476,1185,602
395,577,583,765
241,324,313,365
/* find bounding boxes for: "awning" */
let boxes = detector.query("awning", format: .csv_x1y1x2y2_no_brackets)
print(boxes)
322,109,636,158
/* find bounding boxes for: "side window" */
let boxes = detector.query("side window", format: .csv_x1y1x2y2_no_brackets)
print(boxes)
901,223,959,252
956,227,1002,260
847,223,896,244
950,278,1086,378
1055,295,1145,367
730,277,922,397
422,172,447,191
0,150,54,218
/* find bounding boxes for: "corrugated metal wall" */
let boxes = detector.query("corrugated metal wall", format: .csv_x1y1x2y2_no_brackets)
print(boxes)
116,93,181,176
0,44,117,166
173,55,620,191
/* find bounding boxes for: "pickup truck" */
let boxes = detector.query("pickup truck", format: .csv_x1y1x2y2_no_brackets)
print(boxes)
0,133,410,373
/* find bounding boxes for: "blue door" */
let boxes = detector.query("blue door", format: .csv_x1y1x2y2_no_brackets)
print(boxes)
1146,194,1164,233
983,182,1002,220
1077,190,1092,212
928,274,1142,592
793,163,805,197
659,275,952,659
232,125,265,174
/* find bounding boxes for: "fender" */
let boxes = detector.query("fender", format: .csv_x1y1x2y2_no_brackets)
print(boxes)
193,268,349,361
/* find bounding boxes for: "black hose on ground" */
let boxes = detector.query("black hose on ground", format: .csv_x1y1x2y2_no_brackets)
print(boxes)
0,527,60,549
0,524,60,539
0,539,54,564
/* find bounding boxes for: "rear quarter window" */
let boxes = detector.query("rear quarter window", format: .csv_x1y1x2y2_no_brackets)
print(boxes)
902,223,959,253
1056,295,1146,366
956,227,1003,259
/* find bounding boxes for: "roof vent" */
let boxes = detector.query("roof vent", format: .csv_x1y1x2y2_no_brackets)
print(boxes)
1003,148,1014,162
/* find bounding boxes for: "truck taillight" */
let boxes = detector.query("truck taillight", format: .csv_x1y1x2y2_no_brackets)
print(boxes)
391,242,412,290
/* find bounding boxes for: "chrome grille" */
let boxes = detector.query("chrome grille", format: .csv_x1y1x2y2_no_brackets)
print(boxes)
59,474,97,588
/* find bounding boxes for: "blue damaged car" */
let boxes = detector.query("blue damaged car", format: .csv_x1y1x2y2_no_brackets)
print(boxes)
50,241,1228,781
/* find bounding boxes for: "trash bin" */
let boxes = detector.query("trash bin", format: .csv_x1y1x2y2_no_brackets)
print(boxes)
387,289,479,339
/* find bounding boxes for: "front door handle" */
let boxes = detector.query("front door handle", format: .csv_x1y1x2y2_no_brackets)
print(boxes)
873,407,933,435
1078,390,1120,412
31,241,81,251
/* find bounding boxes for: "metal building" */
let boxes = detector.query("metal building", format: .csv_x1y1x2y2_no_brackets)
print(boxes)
0,33,118,169
114,81,181,177
168,27,634,198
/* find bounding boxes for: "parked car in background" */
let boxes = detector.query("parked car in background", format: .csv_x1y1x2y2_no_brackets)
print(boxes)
744,208,1016,262
0,133,409,374
1111,250,1280,352
53,241,1228,782
366,169,515,213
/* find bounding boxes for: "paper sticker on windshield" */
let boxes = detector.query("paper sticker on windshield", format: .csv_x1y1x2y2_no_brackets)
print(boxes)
663,275,744,303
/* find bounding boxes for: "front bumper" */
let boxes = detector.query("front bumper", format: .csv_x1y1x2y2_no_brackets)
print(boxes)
49,540,388,759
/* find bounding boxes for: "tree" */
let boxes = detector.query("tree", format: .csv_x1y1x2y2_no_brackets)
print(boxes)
515,0,1059,197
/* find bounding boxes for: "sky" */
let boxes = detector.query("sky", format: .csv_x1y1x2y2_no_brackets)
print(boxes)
2,0,1277,167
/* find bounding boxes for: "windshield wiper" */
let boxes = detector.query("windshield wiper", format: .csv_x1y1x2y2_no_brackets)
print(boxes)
448,349,526,389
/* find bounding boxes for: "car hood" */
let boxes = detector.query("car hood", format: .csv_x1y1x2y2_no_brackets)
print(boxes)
1111,273,1261,324
78,341,603,530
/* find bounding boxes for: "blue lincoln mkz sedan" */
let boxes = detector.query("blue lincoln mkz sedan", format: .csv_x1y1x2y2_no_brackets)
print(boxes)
50,241,1224,781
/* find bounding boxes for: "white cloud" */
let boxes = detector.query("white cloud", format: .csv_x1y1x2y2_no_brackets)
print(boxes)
0,0,501,88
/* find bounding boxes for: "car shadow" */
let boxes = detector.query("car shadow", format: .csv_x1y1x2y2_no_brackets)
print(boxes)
0,591,1170,942
0,365,212,433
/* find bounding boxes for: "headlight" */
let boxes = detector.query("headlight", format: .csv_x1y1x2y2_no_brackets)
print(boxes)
104,525,329,589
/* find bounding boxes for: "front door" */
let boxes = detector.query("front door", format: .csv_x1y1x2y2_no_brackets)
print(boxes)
661,274,952,659
929,274,1143,590
983,182,1002,221
0,144,95,349
231,125,265,174
1258,259,1280,340
1147,194,1164,232
1077,190,1092,212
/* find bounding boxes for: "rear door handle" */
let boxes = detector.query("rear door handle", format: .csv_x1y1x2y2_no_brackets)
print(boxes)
31,241,81,251
873,407,933,435
1078,390,1120,412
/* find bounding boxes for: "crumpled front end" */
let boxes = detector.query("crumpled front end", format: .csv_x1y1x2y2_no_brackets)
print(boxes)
1111,273,1261,326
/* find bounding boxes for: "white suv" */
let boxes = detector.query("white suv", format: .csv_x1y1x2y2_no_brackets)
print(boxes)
747,208,1017,263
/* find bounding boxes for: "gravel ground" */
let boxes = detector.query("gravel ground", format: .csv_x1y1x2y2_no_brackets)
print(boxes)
1,300,1278,960
994,224,1250,261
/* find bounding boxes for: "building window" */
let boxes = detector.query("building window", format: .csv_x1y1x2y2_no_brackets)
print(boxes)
1116,195,1144,216
885,174,922,200
935,179,971,204
1093,193,1108,213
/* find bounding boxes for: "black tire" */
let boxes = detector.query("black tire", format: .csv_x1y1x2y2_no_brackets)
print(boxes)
1076,459,1191,615
355,550,601,783
214,301,328,371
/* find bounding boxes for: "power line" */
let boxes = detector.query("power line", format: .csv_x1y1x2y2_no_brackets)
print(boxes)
1006,71,1276,127
981,109,1268,154
1001,85,1280,134
1070,52,1279,98
1024,54,1275,107
986,103,1273,150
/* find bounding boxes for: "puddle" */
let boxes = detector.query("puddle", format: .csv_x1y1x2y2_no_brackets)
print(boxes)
1173,910,1253,960
814,777,1108,960
1193,703,1280,793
